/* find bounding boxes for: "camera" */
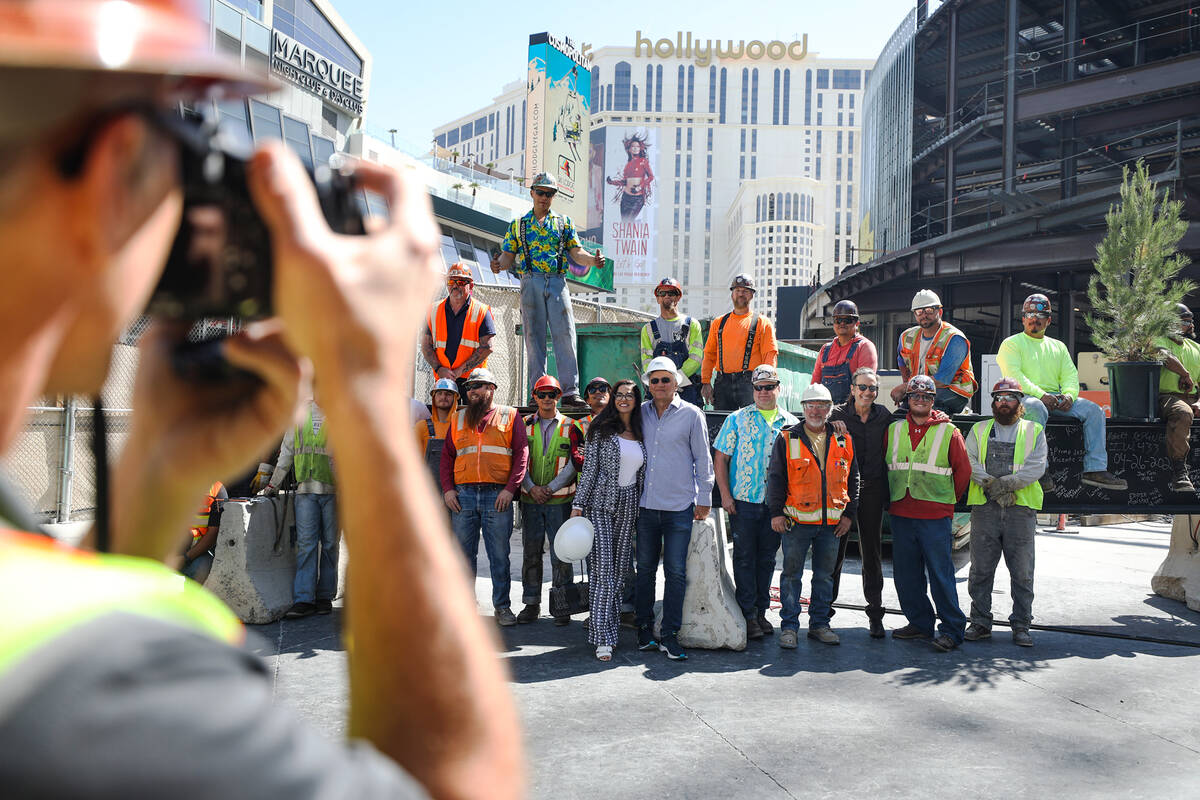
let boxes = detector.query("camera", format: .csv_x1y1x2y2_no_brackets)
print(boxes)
148,111,367,322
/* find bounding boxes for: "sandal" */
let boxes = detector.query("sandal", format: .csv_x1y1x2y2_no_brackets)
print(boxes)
595,645,612,661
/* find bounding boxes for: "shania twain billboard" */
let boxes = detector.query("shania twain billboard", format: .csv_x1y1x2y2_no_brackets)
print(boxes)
602,127,657,284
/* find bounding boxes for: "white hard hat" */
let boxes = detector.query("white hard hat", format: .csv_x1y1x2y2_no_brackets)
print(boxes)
554,516,595,562
642,355,683,386
911,289,942,311
801,383,833,403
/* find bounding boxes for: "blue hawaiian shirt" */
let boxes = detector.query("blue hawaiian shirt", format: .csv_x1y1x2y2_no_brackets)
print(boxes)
714,406,799,503
501,210,580,275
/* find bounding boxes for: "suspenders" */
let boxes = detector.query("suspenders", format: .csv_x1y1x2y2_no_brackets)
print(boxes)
717,312,759,374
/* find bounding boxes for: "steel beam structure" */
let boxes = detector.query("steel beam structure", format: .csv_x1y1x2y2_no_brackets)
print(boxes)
1003,0,1020,197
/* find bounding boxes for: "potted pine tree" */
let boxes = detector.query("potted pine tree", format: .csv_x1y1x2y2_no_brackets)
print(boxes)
1086,160,1194,420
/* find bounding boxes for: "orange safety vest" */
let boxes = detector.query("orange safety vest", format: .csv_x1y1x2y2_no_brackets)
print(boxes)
428,296,490,371
190,481,224,545
449,406,516,486
898,321,976,399
783,426,855,526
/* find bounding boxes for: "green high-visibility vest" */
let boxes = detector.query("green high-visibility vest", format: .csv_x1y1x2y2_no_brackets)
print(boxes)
966,418,1045,510
523,413,575,504
294,409,334,485
886,419,958,504
0,529,243,677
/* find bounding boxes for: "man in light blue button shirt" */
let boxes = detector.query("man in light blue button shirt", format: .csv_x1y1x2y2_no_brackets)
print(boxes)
636,357,716,661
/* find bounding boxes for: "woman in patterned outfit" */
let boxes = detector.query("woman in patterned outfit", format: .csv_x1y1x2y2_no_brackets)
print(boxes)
571,379,646,661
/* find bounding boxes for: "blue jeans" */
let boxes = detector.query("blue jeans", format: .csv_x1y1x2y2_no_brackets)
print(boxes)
1022,395,1107,472
729,500,781,619
890,515,967,643
520,272,579,397
779,523,838,630
293,493,339,604
635,507,693,637
452,484,515,609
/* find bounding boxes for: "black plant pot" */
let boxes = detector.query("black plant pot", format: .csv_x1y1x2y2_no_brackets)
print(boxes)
1105,361,1162,421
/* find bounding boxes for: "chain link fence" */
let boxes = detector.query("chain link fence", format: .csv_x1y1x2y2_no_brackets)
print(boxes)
8,293,651,522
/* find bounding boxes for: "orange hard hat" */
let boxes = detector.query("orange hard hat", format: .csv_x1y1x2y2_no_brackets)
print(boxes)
0,1,274,96
533,375,562,394
447,262,474,283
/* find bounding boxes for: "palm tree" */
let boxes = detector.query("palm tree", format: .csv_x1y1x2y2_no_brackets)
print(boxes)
451,182,464,200
469,181,480,198
451,150,460,164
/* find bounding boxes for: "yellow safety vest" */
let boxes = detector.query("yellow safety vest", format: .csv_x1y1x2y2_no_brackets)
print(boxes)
886,420,957,504
966,418,1044,510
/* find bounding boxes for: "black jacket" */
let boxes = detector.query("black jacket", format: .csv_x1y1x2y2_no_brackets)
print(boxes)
830,401,891,485
766,422,860,523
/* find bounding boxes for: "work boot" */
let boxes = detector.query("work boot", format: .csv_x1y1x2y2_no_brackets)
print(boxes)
892,624,932,640
315,598,333,616
868,619,886,639
284,602,317,619
560,394,588,409
779,629,798,649
807,627,840,645
1169,461,1195,493
963,623,991,641
931,633,957,652
494,607,517,627
756,613,774,636
745,616,764,640
1081,470,1128,490
1012,629,1034,647
516,604,540,624
553,616,570,626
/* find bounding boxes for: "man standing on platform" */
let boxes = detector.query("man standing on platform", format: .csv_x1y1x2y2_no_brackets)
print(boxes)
714,364,798,640
997,293,1126,490
636,357,715,661
441,368,529,626
491,173,602,408
890,289,976,414
641,278,704,406
964,378,1047,648
701,274,778,410
1155,303,1200,492
885,375,971,652
767,384,859,648
517,376,578,626
811,300,878,405
421,262,496,396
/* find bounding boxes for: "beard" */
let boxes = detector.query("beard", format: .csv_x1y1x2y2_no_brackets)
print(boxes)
464,393,492,428
993,404,1023,425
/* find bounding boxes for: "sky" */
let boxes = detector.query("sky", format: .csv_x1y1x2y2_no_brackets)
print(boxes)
330,0,916,154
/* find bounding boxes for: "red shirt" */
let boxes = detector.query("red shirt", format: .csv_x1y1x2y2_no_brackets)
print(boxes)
889,412,971,520
810,334,879,384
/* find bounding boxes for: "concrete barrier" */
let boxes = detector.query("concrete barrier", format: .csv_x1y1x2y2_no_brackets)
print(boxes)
205,496,346,624
676,516,747,651
1152,514,1200,612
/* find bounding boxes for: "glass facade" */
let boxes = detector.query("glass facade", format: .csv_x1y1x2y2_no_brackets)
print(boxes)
273,0,363,76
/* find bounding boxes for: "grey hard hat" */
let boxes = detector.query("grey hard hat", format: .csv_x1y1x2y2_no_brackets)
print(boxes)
462,367,498,387
730,273,756,292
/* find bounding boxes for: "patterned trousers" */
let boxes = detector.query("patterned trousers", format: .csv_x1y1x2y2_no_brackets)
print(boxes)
585,483,640,647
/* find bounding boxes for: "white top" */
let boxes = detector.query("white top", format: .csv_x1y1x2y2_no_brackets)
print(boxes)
616,436,644,487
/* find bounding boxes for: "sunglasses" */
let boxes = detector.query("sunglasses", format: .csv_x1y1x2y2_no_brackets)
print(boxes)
833,316,857,325
914,307,940,314
533,189,556,198
854,384,879,392
649,376,674,384
534,391,560,399
614,392,636,400
585,386,610,395
753,383,779,392
656,291,681,298
909,392,935,401
1023,312,1050,320
993,393,1021,402
447,279,471,287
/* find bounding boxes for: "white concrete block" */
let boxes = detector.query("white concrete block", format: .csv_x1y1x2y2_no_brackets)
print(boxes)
676,516,747,651
1152,514,1200,613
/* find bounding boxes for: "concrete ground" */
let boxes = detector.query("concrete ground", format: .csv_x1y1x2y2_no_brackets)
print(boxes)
252,518,1200,798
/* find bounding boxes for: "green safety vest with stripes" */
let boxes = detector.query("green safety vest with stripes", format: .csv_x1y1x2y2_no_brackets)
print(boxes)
966,418,1045,510
522,413,576,504
886,419,958,505
0,529,243,677
294,408,334,485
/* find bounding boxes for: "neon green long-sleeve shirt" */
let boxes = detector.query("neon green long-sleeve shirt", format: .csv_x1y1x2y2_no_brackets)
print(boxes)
996,332,1080,399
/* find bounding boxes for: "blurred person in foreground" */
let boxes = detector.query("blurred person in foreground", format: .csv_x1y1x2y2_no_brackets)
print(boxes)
0,2,522,797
